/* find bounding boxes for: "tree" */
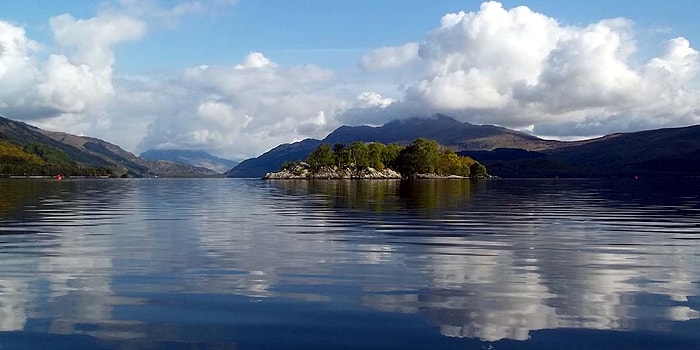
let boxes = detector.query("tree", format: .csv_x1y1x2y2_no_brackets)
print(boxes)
348,141,370,169
398,138,439,177
307,144,335,169
470,162,488,178
332,143,348,167
436,149,461,176
383,143,402,170
367,142,385,170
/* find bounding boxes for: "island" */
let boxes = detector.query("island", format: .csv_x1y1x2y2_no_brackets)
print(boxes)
264,138,488,180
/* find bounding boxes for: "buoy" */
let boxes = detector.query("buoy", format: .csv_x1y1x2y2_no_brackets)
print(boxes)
56,174,62,181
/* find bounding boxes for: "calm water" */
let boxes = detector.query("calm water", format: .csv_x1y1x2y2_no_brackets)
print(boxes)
0,178,699,349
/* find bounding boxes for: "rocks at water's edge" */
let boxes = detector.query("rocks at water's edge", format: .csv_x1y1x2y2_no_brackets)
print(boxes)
263,162,489,180
264,162,401,179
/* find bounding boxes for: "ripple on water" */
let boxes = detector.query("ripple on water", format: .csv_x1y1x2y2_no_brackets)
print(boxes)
0,178,698,348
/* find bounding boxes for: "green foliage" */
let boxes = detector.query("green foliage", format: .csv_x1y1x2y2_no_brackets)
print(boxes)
23,142,71,165
307,144,335,169
332,143,348,167
435,149,477,177
383,143,402,170
348,141,370,169
281,161,293,170
398,138,439,176
297,138,488,179
367,142,385,170
0,139,116,176
469,162,489,178
0,140,45,165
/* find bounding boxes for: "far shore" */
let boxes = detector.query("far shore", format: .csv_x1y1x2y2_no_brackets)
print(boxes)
4,175,111,179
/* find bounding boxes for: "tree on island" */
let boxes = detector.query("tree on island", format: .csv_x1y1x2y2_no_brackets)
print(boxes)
307,144,335,169
398,138,439,175
278,138,488,179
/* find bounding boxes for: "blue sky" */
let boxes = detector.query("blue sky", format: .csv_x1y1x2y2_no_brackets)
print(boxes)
1,1,700,158
10,1,699,71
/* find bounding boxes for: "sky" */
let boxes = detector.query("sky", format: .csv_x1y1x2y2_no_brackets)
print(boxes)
1,0,699,159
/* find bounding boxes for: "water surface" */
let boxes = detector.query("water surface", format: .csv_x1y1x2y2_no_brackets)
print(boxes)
0,178,698,349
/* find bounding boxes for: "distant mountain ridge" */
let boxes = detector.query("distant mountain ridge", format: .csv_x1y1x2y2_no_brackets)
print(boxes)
227,115,700,178
0,115,217,177
140,149,238,173
328,115,561,151
5,113,698,179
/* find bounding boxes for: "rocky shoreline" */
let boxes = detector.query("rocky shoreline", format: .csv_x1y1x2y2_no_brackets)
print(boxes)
263,162,485,180
264,162,401,179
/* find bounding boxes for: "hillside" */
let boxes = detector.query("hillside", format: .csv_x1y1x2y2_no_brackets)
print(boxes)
226,139,321,178
459,125,700,177
140,149,238,173
1,115,217,177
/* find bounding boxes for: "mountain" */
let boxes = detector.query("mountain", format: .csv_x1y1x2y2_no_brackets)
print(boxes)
227,115,700,178
1,115,217,177
472,124,700,178
140,149,238,173
226,139,322,178
328,114,562,151
226,114,560,178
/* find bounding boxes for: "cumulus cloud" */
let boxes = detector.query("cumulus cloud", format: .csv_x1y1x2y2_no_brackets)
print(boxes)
0,21,42,117
346,1,700,137
357,92,395,108
137,53,346,159
50,13,146,68
0,13,144,124
3,1,700,160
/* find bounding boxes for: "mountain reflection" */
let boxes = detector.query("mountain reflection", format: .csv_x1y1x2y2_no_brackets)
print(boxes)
0,178,697,345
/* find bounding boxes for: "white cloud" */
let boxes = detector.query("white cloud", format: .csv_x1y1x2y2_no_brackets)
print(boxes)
357,92,395,108
137,53,347,159
0,13,144,124
513,18,642,114
347,1,700,137
360,42,419,72
234,52,277,70
50,13,146,68
0,21,42,117
3,1,700,160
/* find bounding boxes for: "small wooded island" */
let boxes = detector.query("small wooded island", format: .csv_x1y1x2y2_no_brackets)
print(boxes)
265,138,488,180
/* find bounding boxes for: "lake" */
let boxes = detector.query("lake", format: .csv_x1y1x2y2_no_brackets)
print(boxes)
0,178,698,349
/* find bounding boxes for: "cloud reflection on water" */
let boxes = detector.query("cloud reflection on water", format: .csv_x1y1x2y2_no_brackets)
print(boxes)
0,178,698,344
267,179,700,341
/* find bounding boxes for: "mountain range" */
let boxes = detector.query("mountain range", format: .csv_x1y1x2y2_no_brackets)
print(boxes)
226,114,700,178
4,113,700,178
140,149,238,174
0,115,218,177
